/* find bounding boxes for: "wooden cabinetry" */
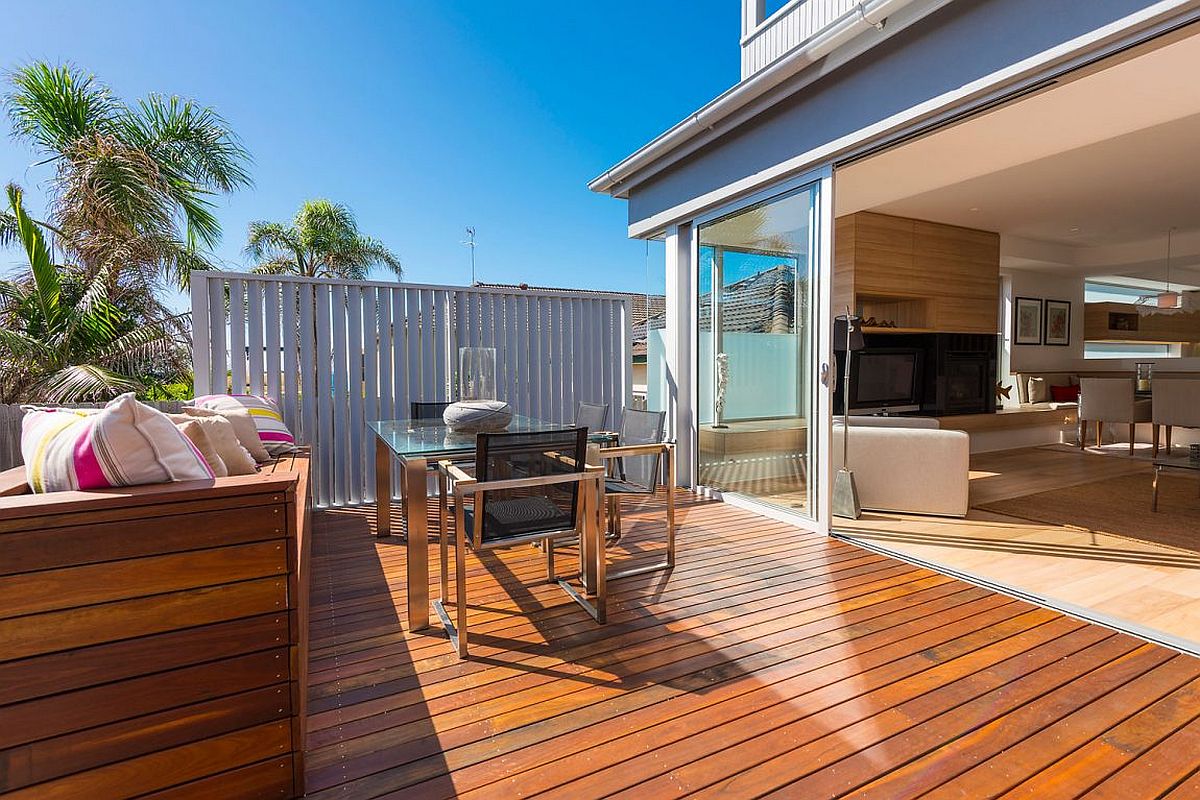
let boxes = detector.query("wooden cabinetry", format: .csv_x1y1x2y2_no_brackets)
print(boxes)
834,212,1000,334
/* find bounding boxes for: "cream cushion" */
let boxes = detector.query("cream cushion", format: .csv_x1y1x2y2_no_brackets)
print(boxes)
834,420,969,517
173,419,228,477
169,410,259,475
180,403,269,462
1027,377,1050,404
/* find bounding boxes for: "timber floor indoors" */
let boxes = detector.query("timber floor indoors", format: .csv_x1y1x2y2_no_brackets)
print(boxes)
306,490,1200,799
838,446,1200,655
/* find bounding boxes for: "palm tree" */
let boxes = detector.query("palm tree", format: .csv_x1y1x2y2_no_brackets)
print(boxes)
246,199,401,280
4,62,251,289
0,185,187,403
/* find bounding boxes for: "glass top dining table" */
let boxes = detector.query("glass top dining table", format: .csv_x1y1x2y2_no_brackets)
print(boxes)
369,415,591,461
369,416,614,631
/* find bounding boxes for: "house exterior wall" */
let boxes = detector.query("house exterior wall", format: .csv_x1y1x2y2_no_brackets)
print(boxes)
627,0,1171,231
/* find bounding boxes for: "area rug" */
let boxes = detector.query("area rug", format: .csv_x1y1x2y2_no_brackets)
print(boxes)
978,472,1200,553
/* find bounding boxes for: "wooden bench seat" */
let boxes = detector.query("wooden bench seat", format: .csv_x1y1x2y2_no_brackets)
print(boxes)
0,450,312,799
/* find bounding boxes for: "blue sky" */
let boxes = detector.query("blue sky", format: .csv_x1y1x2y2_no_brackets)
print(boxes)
0,1,740,303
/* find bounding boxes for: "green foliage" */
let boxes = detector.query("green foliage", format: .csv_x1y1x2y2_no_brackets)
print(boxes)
246,198,402,280
0,186,189,403
4,62,251,290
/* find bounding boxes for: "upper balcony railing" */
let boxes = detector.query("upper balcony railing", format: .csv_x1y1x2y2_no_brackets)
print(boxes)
741,0,860,79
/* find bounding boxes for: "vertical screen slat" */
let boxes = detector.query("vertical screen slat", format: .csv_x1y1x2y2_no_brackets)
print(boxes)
246,281,265,397
378,288,393,424
228,279,247,394
207,279,226,393
346,285,365,505
432,290,447,400
405,288,422,410
331,284,351,506
265,282,282,404
281,282,299,438
190,274,211,396
313,284,333,507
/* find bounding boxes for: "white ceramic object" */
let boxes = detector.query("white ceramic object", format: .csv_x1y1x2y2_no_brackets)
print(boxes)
443,400,513,432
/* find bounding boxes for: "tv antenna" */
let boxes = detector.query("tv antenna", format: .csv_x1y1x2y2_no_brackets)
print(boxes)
461,227,477,285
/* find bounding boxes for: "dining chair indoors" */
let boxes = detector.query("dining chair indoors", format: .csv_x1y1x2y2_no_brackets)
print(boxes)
435,427,604,658
594,408,676,581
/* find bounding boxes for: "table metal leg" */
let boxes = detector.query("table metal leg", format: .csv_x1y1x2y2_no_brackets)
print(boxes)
405,456,430,630
1152,466,1160,513
375,437,390,537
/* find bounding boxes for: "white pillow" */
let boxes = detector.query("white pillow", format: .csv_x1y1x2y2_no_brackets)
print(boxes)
21,394,213,493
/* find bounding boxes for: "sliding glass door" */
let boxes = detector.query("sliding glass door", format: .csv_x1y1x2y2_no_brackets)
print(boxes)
696,184,819,517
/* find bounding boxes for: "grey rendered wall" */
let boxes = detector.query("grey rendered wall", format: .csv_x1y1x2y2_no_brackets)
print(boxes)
627,0,1162,228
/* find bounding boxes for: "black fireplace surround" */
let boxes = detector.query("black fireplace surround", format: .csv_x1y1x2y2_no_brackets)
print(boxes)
835,332,998,416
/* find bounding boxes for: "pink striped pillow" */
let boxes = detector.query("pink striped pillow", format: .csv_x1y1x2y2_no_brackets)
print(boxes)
191,394,295,457
21,394,214,493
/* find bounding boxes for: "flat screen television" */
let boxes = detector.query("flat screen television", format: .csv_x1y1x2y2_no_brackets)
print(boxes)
847,348,923,413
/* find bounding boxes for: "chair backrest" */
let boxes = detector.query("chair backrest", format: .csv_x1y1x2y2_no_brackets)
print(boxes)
473,428,589,542
411,401,452,421
1078,378,1135,422
575,401,609,433
616,408,666,491
1153,379,1200,427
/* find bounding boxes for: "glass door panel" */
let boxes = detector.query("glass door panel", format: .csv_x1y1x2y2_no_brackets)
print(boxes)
697,185,817,516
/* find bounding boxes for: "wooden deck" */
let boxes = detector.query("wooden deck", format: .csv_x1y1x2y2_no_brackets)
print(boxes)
305,492,1200,799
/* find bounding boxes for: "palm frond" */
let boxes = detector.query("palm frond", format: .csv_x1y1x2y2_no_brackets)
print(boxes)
32,363,143,404
5,62,119,154
124,94,252,191
0,326,54,362
250,255,301,275
0,209,17,247
7,184,62,327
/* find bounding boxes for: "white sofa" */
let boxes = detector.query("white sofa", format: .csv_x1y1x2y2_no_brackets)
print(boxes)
833,416,970,517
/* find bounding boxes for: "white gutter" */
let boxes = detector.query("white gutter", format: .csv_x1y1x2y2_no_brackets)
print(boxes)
588,0,922,196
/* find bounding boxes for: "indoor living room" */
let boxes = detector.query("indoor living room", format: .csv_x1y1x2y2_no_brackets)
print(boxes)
828,26,1200,655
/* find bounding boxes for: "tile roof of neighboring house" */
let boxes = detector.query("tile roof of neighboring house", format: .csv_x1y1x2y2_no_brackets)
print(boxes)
699,263,799,334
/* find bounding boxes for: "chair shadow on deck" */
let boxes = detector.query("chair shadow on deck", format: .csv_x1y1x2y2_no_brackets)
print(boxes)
301,503,456,799
442,487,791,696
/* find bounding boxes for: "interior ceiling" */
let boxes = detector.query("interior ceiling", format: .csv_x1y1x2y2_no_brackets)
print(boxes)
835,29,1200,284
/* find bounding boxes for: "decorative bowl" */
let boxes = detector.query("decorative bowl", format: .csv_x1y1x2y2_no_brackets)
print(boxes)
442,400,513,433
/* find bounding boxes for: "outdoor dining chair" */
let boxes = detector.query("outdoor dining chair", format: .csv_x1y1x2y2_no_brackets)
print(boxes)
434,428,605,658
575,401,609,434
594,408,676,581
411,400,453,420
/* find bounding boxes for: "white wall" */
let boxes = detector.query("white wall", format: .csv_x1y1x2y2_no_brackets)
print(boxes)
1004,268,1086,373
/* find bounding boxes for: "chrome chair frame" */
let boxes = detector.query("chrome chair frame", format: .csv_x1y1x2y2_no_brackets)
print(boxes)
595,441,676,581
433,459,605,658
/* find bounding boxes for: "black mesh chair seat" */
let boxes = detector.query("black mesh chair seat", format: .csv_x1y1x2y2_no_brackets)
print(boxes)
463,497,573,543
605,477,656,495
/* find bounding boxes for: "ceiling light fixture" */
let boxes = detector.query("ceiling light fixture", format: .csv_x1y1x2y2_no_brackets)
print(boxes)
1136,228,1190,314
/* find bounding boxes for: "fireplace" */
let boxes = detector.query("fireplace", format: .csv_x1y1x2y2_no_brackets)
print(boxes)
849,332,997,416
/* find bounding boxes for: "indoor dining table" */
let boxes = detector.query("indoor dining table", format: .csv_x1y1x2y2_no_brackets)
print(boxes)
370,416,607,631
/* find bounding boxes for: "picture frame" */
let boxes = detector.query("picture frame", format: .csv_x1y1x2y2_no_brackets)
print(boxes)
1043,299,1071,346
1014,296,1042,345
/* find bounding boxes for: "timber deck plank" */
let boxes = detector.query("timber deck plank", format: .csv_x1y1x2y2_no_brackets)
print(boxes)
306,492,1200,799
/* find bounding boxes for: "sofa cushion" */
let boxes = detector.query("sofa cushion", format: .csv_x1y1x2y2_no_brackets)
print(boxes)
1027,377,1051,404
174,419,228,477
1050,384,1080,403
21,394,213,493
168,410,258,476
191,394,294,460
1015,372,1077,404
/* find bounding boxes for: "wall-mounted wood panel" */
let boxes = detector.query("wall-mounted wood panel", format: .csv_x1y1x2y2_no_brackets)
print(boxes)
1084,302,1200,343
834,212,1000,335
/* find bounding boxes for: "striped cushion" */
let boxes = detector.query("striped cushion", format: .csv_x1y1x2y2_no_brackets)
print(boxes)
21,394,214,493
191,394,295,457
